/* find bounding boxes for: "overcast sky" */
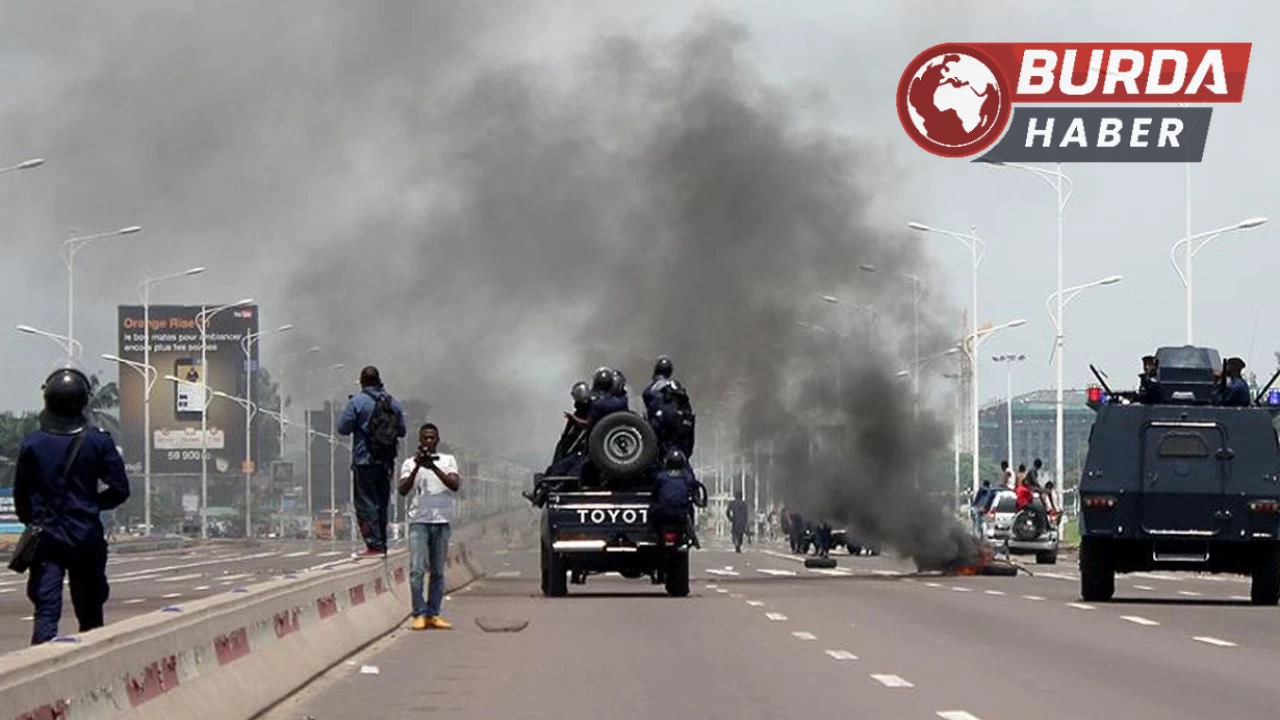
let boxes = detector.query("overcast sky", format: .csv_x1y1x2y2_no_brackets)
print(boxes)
0,1,1269,439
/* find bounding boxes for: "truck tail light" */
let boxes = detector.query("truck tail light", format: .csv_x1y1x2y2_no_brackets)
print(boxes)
663,531,679,544
1083,495,1117,509
1249,500,1280,513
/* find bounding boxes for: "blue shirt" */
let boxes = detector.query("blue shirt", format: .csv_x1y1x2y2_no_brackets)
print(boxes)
14,427,130,548
336,385,407,466
653,469,701,511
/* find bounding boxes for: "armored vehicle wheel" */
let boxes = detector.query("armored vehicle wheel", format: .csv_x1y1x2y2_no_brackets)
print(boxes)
543,546,568,597
664,552,690,597
805,556,838,569
1079,537,1114,602
587,412,659,480
1250,544,1280,606
1036,550,1058,565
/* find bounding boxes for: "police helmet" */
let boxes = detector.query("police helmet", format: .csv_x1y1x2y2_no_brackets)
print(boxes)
612,368,627,395
653,355,673,379
663,448,687,471
591,366,616,393
41,366,92,433
570,381,590,405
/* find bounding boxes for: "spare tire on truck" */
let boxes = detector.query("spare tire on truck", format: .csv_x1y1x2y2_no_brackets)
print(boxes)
588,412,659,480
1012,509,1048,542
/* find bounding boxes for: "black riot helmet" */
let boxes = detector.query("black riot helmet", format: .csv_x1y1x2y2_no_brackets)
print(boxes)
663,448,687,472
570,381,590,405
653,355,673,379
41,366,92,434
591,366,616,393
612,368,628,396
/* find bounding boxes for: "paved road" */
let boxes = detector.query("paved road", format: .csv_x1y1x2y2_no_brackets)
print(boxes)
0,537,384,652
264,536,1280,720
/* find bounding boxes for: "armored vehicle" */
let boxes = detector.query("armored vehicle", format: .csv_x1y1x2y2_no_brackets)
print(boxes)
1078,345,1280,604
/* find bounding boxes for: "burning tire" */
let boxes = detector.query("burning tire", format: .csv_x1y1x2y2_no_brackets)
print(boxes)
805,556,838,569
1078,537,1114,602
587,412,659,480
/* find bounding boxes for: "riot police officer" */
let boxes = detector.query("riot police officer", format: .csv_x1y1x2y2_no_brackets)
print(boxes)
650,449,703,549
1219,357,1251,406
587,366,629,423
13,367,130,645
643,355,675,417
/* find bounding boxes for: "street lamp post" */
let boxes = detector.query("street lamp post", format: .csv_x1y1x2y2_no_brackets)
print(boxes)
239,324,294,538
15,324,83,359
941,371,963,512
211,391,258,538
991,354,1027,471
301,363,345,541
276,346,322,473
1170,217,1268,343
136,266,206,536
1046,275,1123,508
856,264,925,419
62,226,143,353
908,222,987,495
795,321,845,398
193,298,255,539
102,354,159,534
959,319,1027,494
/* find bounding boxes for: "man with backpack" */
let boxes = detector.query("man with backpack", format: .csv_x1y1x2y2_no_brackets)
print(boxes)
337,366,406,556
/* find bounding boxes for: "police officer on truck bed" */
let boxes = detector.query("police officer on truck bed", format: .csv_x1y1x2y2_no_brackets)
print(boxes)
13,366,131,645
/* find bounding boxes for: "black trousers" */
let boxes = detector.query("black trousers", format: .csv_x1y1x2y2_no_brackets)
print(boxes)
353,464,392,551
27,538,109,645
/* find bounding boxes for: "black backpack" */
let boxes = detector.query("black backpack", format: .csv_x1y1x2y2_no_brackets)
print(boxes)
363,390,401,463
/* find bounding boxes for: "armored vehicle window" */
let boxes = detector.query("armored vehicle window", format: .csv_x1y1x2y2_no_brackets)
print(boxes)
1157,432,1210,458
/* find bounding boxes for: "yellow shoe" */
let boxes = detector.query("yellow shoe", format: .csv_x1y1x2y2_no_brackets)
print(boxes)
425,616,453,630
411,616,428,631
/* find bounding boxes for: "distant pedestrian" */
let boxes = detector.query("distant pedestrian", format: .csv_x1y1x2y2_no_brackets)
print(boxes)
337,366,406,556
13,368,130,645
398,423,460,630
999,460,1013,488
727,490,748,553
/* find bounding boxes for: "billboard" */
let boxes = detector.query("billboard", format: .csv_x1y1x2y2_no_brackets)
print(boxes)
116,304,259,476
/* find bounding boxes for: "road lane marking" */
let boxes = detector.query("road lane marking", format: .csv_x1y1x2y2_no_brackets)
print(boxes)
317,551,344,557
950,586,972,592
161,593,182,599
704,584,718,589
1022,595,1045,601
1121,615,1159,626
716,588,728,594
157,573,204,583
1230,595,1250,601
21,615,33,621
111,574,165,584
193,585,211,591
791,631,817,640
730,593,745,599
706,569,740,576
1067,603,1096,610
984,590,1005,596
1177,590,1202,597
1134,585,1156,591
747,600,765,607
810,568,853,576
870,674,914,688
1133,572,1180,581
937,712,983,720
1193,636,1238,647
924,582,942,588
1038,572,1078,581
122,598,147,605
758,568,797,577
825,650,858,660
283,550,312,558
765,612,788,621
491,571,521,579
113,552,280,578
871,569,903,576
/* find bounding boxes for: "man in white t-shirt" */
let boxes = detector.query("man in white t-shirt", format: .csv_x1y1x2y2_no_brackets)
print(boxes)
397,423,461,630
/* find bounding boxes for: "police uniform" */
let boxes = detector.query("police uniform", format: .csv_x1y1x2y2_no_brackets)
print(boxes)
650,450,702,547
14,369,130,645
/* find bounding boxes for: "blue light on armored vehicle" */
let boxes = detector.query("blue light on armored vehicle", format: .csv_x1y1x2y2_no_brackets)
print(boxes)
1267,389,1280,406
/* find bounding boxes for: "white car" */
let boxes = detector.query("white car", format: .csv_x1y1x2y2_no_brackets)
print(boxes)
982,488,1059,564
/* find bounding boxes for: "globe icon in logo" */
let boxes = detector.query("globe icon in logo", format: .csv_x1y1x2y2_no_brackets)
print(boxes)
897,45,1012,158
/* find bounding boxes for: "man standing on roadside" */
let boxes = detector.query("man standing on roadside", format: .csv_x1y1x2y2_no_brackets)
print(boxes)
398,423,461,630
337,366,406,557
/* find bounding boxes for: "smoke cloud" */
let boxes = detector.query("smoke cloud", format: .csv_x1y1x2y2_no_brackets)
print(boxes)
2,3,978,565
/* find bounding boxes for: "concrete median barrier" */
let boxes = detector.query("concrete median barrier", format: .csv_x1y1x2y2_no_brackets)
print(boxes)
0,509,532,720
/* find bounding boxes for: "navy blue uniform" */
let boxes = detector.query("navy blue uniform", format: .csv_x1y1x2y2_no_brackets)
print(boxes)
1220,377,1251,406
14,426,130,645
651,468,702,533
587,392,629,424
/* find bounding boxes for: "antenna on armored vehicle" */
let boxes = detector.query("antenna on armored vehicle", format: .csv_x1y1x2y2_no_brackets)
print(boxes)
1089,364,1115,397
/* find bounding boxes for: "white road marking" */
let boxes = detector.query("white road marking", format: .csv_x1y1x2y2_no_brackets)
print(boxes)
758,568,797,577
704,584,718,589
111,574,164,585
122,598,147,605
1230,595,1251,601
1067,602,1096,610
1121,615,1160,626
825,650,858,660
21,615,33,621
871,569,902,577
193,585,211,591
1022,595,1046,601
791,631,817,640
283,550,312,558
157,573,204,583
760,549,805,563
1193,636,1238,647
1038,572,1078,581
730,593,745,599
317,551,344,557
706,569,740,576
950,586,972,593
765,612,788,621
870,674,914,688
937,712,984,720
1177,590,1202,597
810,568,853,576
716,588,728,594
747,600,765,607
161,592,182,599
491,571,521,579
1133,572,1181,581
924,582,942,588
1134,585,1156,591
113,551,280,579
0,588,15,594
984,590,1005,596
